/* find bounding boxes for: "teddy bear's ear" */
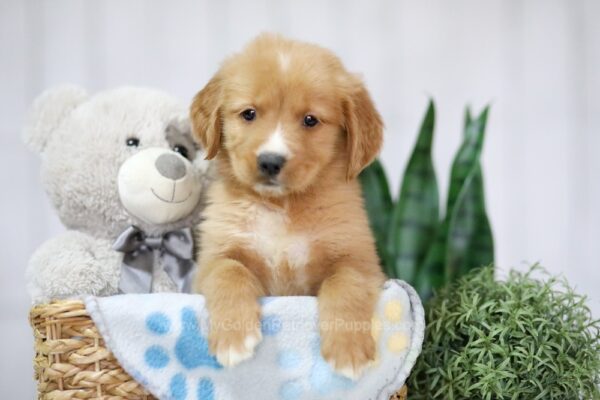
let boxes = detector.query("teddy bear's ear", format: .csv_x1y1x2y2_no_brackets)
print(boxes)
24,85,88,153
168,112,192,139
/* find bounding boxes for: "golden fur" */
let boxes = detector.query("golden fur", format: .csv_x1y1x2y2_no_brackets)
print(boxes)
190,34,385,378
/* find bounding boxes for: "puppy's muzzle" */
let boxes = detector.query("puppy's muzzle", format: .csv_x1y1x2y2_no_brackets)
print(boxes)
257,152,286,178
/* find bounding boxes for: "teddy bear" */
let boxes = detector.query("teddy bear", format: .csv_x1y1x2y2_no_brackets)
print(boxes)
24,85,211,303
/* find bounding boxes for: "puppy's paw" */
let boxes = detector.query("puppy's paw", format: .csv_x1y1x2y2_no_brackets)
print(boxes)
213,329,262,367
321,327,376,380
208,309,262,367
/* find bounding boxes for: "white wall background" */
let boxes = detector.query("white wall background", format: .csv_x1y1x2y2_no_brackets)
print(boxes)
1,0,598,397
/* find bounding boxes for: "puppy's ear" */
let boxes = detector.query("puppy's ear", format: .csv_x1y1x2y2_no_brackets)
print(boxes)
343,78,384,180
190,76,223,160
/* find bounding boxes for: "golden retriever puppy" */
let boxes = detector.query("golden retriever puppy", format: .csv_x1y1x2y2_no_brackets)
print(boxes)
190,34,385,379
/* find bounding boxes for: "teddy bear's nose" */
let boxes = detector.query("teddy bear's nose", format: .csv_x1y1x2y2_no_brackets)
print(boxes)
155,153,187,180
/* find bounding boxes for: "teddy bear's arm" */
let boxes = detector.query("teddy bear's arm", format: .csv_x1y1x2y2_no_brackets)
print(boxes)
26,230,122,304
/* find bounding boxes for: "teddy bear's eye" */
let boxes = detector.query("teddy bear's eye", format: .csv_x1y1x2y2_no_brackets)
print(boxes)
173,145,189,159
126,137,140,147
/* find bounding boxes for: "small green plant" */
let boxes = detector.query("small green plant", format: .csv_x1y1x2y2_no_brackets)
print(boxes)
409,266,600,400
359,101,494,298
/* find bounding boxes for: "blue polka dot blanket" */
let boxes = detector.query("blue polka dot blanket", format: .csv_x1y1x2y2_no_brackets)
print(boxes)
85,280,424,400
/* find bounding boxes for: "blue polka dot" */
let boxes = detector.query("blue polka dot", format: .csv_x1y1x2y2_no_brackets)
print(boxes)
144,345,170,369
278,350,301,369
170,373,187,400
197,378,215,400
146,312,171,335
261,315,282,336
279,380,302,400
308,337,354,394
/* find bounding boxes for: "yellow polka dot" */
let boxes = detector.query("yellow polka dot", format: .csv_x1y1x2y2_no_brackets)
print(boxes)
371,316,383,341
384,300,403,322
387,333,408,353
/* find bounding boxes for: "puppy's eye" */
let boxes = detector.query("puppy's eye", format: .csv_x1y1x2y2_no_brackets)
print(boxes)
173,144,189,159
240,108,256,121
303,115,319,128
126,137,140,147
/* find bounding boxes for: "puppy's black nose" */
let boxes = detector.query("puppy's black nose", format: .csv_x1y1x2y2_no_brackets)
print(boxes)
257,153,286,177
155,153,187,180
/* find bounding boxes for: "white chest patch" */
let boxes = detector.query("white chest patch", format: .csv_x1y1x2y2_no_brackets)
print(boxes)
239,204,310,270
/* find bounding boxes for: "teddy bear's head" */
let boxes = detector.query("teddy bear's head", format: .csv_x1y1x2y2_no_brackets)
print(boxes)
25,85,210,238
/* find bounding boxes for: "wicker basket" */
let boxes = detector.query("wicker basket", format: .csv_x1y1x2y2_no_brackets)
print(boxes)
30,299,408,400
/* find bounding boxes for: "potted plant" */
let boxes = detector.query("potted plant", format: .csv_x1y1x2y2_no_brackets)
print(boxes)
360,103,600,399
409,266,600,399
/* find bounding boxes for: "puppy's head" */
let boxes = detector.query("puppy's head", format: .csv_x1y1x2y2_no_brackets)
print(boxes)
191,34,383,197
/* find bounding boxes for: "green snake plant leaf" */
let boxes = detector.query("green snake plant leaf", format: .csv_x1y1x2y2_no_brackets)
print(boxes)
445,107,494,282
359,158,394,277
387,100,439,283
445,107,488,214
414,230,446,299
415,106,492,298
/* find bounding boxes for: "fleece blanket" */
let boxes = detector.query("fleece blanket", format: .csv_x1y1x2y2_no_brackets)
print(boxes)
85,280,424,400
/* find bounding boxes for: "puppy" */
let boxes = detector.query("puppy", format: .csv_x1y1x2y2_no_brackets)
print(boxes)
190,34,385,379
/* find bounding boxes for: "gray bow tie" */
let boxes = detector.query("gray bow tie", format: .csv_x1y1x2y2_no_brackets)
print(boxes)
113,225,195,293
